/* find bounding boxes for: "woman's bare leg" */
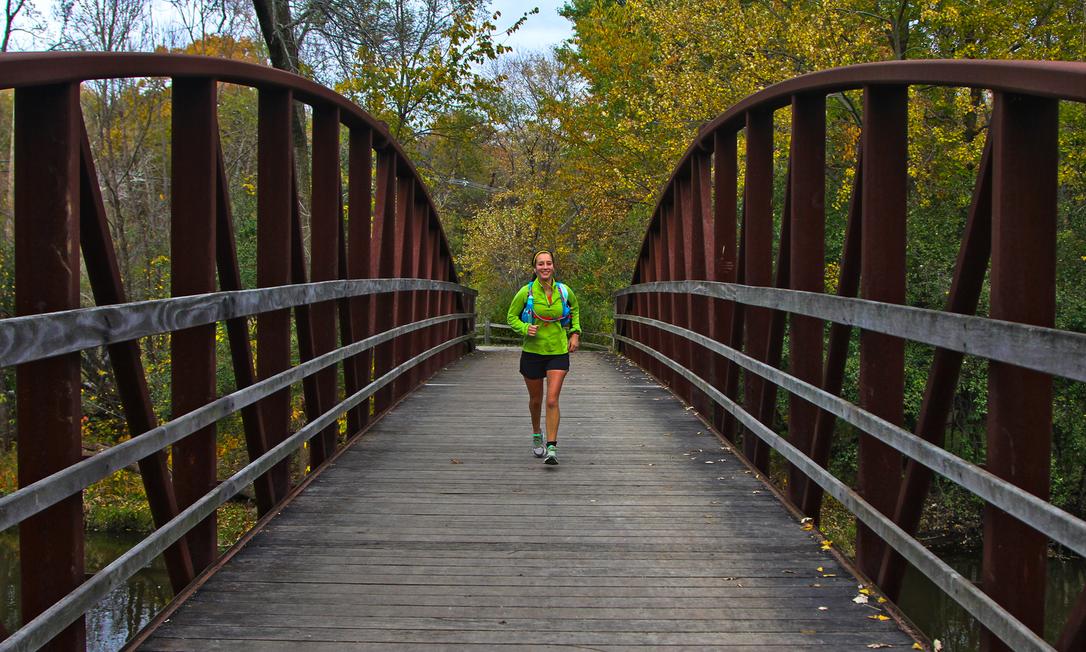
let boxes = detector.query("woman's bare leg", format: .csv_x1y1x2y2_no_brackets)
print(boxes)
524,376,544,433
545,369,567,444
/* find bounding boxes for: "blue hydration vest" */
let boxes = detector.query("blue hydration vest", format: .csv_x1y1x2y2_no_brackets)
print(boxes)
520,280,572,328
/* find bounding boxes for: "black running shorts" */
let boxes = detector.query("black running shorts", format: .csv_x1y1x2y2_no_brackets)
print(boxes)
519,351,570,379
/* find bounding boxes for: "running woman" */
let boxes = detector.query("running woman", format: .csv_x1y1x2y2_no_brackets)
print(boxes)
506,250,581,465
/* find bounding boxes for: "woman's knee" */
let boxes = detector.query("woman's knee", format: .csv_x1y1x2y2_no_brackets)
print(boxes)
546,396,560,410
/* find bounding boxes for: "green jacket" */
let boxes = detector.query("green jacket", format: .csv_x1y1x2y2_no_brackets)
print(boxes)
506,281,582,355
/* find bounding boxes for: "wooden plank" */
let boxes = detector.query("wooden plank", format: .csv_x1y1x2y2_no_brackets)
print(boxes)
140,351,917,650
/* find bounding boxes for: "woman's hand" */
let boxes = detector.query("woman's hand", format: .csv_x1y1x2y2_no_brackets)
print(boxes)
569,333,580,352
527,324,539,336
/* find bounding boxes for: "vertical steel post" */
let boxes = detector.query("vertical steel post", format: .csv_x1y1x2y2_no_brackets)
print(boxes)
671,178,693,405
799,150,863,521
982,92,1056,652
257,88,294,502
310,105,340,461
171,78,218,571
857,85,907,579
656,207,674,389
345,127,373,435
695,152,712,419
290,177,324,470
878,140,992,600
787,94,825,506
215,144,276,517
423,222,439,374
712,129,739,436
391,175,413,401
743,110,773,469
641,238,655,376
372,149,398,414
682,161,709,416
14,82,86,652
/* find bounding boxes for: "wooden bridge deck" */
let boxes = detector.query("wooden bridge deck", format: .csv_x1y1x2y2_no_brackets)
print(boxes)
138,349,918,650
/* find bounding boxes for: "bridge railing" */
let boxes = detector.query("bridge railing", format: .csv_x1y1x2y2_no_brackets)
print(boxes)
0,53,475,651
613,61,1086,652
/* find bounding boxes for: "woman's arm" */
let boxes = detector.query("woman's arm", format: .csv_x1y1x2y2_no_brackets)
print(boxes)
506,285,531,336
568,287,581,352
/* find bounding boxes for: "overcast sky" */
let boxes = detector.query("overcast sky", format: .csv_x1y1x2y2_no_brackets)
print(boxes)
490,1,575,54
12,0,575,53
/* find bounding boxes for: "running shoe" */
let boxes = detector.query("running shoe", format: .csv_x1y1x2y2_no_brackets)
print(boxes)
544,444,558,465
532,433,545,458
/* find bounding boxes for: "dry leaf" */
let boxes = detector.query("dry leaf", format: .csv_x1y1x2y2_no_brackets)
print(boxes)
859,587,873,595
877,597,888,604
853,594,870,604
450,458,462,464
933,640,943,651
816,566,824,572
818,606,829,611
801,523,814,531
822,573,837,577
867,614,891,621
866,644,894,649
912,644,923,650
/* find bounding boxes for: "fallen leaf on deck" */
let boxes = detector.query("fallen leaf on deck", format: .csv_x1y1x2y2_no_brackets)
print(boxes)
801,523,814,531
818,606,829,611
816,566,824,572
867,614,891,621
853,594,870,604
866,644,894,649
912,644,923,650
450,458,462,464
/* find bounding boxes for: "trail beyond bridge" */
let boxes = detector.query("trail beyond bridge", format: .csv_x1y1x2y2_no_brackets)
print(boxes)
135,349,916,651
0,54,1084,652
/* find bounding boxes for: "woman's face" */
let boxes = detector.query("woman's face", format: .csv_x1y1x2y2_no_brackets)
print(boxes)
534,253,554,282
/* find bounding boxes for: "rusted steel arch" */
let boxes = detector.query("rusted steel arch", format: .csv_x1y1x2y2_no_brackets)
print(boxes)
0,51,458,261
636,58,1086,264
1,51,474,651
622,59,1086,652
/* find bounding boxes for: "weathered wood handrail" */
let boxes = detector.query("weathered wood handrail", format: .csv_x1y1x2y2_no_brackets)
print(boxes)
0,52,475,651
614,60,1086,652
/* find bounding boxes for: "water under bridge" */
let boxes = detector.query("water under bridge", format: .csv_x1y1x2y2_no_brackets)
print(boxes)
0,54,1084,651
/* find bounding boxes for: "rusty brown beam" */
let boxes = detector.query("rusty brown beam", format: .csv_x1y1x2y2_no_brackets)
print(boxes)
786,94,825,507
14,81,86,652
877,139,992,600
79,120,195,593
170,77,219,572
214,141,277,518
982,91,1057,652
